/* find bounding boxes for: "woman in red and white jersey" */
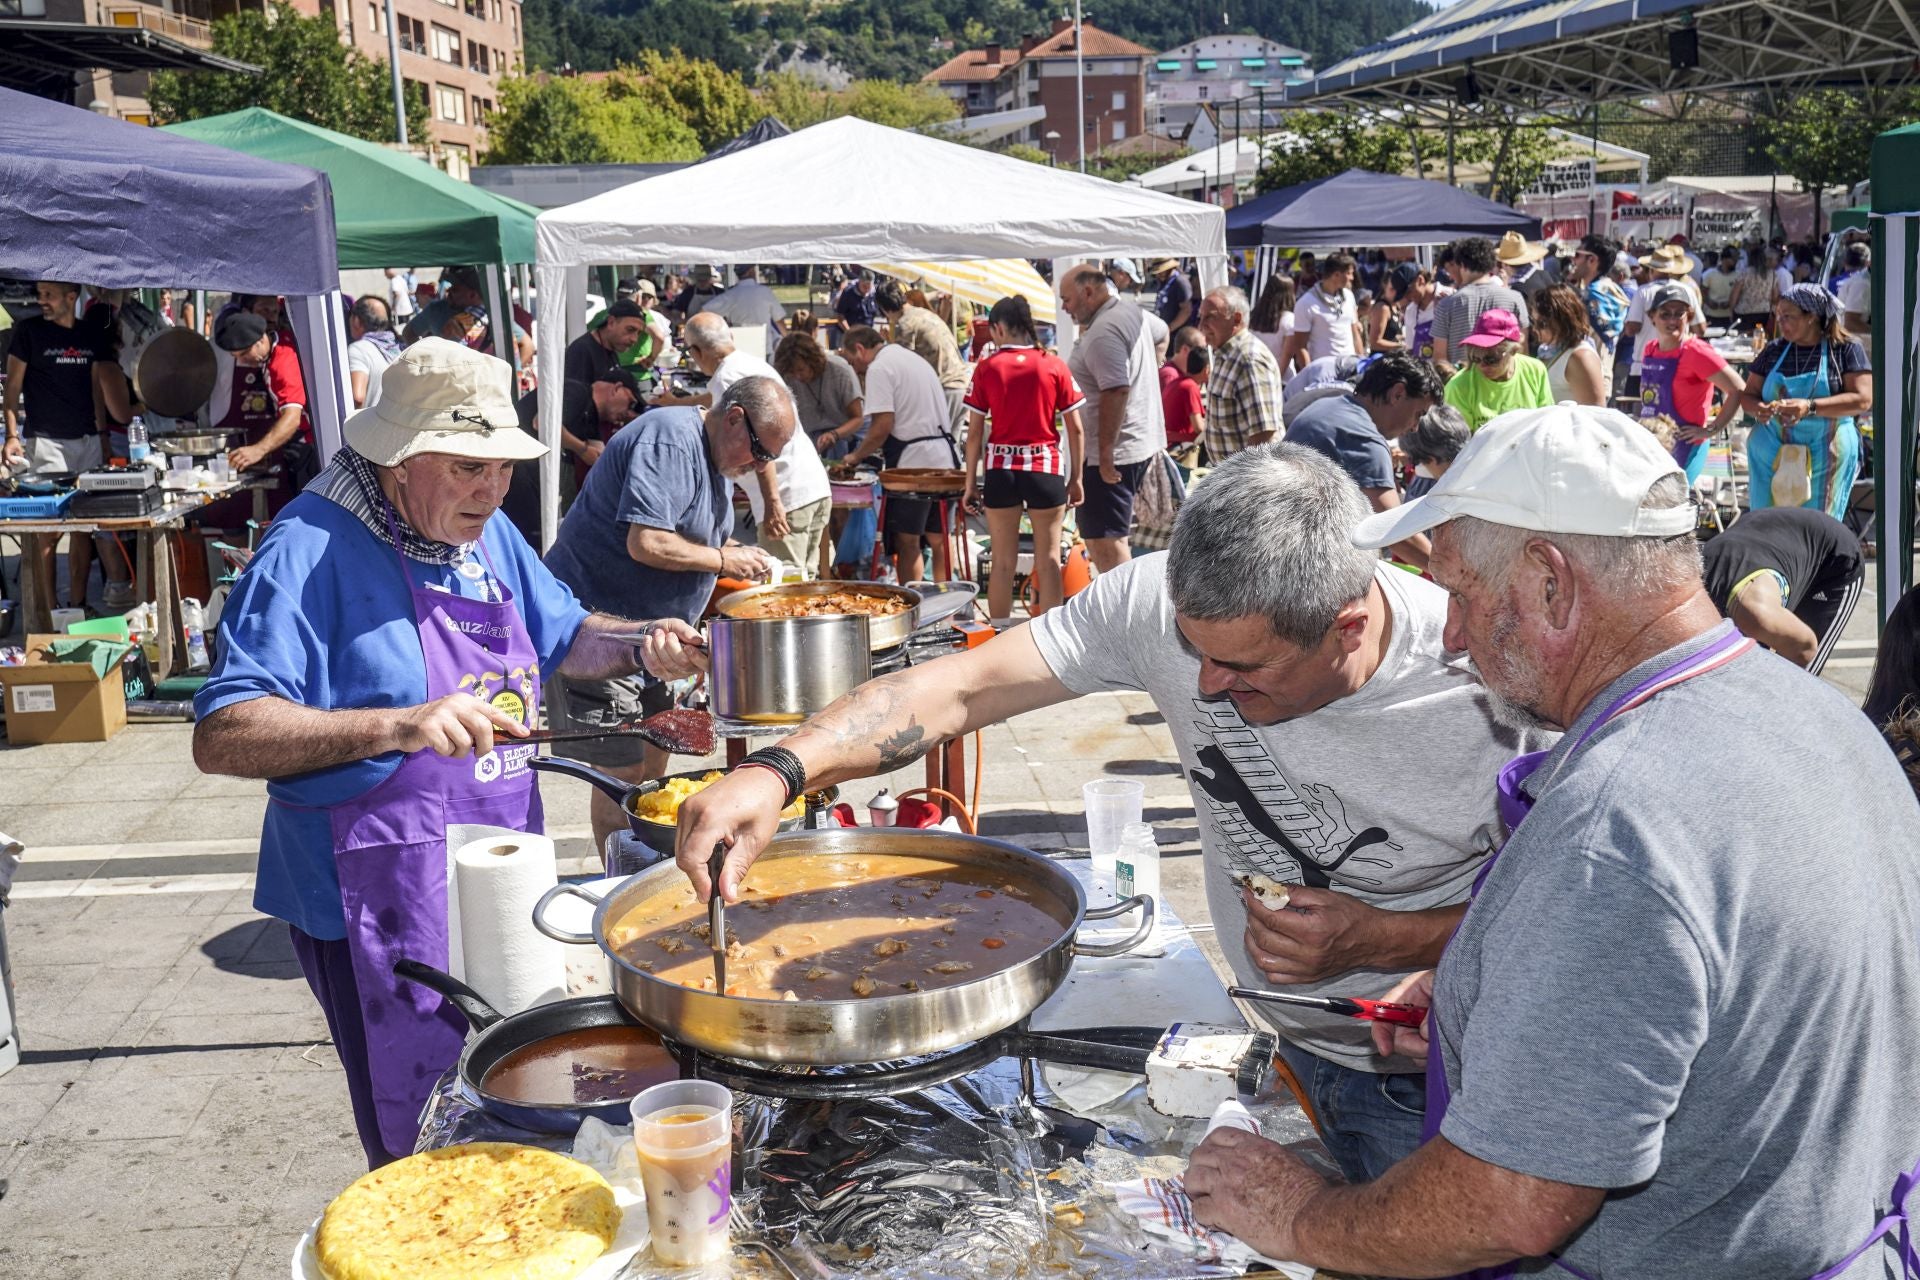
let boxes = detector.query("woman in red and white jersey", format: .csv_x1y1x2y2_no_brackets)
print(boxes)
961,295,1085,619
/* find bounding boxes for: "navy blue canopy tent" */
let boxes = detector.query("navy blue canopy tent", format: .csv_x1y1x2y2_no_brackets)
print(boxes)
0,86,336,294
0,87,352,456
1226,168,1541,250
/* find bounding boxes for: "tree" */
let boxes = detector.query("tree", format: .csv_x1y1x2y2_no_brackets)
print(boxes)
630,50,759,151
482,74,703,164
1447,112,1567,204
838,79,959,130
1255,111,1410,193
148,2,426,143
1763,88,1920,237
1088,148,1184,184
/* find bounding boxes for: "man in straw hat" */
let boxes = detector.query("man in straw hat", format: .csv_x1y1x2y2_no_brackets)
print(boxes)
1151,256,1194,331
191,339,706,1169
1493,231,1551,303
1183,402,1920,1279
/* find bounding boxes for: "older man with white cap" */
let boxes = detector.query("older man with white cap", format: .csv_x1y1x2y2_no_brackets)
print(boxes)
191,339,704,1170
1185,402,1920,1279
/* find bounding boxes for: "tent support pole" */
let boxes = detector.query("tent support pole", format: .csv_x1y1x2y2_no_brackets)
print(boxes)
1445,108,1456,187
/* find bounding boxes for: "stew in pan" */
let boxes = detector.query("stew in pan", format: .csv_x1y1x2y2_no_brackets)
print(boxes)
724,590,912,620
606,854,1070,1000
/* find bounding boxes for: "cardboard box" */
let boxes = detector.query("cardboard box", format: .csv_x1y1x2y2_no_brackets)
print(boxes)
0,634,129,745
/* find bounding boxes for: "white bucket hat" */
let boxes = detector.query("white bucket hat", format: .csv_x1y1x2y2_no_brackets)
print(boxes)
1351,402,1693,550
343,337,543,466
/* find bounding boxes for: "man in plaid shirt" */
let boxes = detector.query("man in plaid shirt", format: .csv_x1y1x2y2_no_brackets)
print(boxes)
1197,286,1285,463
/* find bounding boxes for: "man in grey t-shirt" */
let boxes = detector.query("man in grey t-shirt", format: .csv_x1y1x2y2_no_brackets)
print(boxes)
1060,263,1166,572
673,443,1539,1187
1183,402,1920,1280
1429,236,1530,378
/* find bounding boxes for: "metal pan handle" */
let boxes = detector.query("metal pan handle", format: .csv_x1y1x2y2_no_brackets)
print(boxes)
531,881,607,946
1072,894,1157,957
528,754,634,804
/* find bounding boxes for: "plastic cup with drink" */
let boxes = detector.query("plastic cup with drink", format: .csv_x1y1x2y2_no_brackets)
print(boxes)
1082,778,1144,904
631,1078,734,1266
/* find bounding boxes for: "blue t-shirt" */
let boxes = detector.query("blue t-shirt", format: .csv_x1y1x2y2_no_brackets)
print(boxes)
1279,393,1394,490
543,406,732,626
193,491,588,939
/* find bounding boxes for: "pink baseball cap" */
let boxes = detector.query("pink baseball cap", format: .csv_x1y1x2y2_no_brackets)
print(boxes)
1458,307,1523,348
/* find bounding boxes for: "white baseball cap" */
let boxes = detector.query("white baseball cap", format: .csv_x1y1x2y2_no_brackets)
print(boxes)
343,337,543,466
1351,402,1693,549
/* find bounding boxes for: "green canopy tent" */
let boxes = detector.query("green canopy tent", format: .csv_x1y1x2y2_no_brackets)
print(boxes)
1872,125,1920,625
161,108,539,450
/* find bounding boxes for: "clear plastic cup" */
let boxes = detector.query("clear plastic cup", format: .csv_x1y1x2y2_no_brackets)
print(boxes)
632,1079,734,1266
1082,778,1144,903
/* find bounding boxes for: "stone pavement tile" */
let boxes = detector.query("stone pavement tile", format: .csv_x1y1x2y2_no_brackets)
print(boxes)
0,1227,254,1280
136,1009,332,1053
1036,761,1194,804
29,1073,219,1142
0,893,92,922
17,962,175,1032
240,921,298,965
186,1067,359,1148
0,768,79,808
88,723,194,763
140,794,271,843
0,1082,72,1148
155,961,314,1018
79,889,241,920
0,1132,291,1236
78,760,208,803
0,799,154,848
195,914,276,965
0,738,108,769
85,1041,298,1083
971,759,1048,803
178,769,271,800
243,1146,379,1276
9,910,203,968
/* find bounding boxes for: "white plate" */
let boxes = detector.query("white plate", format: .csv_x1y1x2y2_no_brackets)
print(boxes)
292,1156,651,1279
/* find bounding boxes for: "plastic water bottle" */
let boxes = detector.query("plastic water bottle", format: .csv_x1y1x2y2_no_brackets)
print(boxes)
180,597,210,671
1113,821,1162,907
126,415,149,465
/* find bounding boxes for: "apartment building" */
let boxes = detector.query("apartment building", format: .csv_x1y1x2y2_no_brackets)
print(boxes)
925,18,1152,167
1146,35,1313,142
7,0,518,176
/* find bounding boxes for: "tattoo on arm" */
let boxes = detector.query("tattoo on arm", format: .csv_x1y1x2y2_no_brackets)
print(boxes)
875,720,928,772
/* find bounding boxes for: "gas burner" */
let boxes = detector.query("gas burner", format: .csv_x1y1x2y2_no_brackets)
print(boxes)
667,1024,1169,1102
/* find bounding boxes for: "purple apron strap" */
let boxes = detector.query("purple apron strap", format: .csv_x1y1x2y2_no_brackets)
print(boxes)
1805,1155,1920,1280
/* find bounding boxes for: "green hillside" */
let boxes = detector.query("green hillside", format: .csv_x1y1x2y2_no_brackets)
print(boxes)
521,0,1433,82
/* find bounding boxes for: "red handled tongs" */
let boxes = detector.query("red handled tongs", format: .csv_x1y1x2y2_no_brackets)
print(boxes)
1229,986,1427,1027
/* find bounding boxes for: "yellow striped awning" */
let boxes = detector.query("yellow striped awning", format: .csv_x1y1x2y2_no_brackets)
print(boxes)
865,259,1057,324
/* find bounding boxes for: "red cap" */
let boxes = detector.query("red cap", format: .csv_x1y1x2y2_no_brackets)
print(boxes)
1458,308,1523,348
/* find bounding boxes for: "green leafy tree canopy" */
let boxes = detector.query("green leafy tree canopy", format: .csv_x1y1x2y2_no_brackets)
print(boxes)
1255,112,1410,193
482,73,703,164
149,2,426,142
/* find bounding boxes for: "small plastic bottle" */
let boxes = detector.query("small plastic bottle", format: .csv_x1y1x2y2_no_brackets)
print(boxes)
180,597,211,671
1113,820,1161,906
126,415,149,466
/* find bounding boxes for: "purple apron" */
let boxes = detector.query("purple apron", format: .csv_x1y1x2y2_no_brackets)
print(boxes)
1638,340,1709,484
323,517,544,1158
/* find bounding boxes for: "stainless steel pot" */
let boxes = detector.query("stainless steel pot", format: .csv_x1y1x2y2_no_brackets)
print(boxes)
714,582,922,652
707,612,872,725
532,828,1156,1065
151,430,242,456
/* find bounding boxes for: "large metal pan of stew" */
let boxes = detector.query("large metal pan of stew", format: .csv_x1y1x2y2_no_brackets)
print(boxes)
532,828,1155,1066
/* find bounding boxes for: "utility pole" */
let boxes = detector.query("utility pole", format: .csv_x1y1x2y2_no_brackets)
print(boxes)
384,0,408,146
1074,0,1085,171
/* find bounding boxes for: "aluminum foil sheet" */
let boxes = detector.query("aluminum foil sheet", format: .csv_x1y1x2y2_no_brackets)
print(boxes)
417,1052,1327,1280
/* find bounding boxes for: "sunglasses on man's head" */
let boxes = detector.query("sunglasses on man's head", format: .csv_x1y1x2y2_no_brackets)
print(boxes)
737,404,776,464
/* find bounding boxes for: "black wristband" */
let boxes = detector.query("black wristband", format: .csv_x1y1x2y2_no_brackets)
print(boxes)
739,746,806,808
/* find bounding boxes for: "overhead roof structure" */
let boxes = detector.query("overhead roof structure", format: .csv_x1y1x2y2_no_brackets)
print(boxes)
0,18,260,99
1287,0,1920,111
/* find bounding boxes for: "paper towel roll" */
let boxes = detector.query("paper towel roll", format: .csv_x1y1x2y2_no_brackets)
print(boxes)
453,831,567,1015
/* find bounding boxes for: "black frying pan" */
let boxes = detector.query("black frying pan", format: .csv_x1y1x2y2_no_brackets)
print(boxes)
393,959,683,1134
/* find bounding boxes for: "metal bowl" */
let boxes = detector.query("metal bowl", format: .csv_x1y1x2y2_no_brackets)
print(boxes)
714,581,922,652
532,828,1155,1065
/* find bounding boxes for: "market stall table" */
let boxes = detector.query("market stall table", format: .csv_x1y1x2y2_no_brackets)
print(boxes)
0,482,244,677
390,867,1326,1280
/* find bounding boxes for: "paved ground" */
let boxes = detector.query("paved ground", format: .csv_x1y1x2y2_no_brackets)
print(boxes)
0,555,1892,1277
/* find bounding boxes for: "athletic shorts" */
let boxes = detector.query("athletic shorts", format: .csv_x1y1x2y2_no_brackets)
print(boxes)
1077,460,1150,540
546,671,673,769
883,494,947,538
983,467,1067,510
28,433,103,479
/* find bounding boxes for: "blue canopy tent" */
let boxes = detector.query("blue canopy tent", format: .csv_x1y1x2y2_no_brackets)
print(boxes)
0,87,350,456
1226,168,1541,250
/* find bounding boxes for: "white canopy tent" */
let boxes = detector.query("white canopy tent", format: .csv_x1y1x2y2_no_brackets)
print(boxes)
533,116,1227,548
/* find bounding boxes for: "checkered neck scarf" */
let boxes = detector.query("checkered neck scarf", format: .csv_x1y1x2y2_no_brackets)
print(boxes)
306,446,469,566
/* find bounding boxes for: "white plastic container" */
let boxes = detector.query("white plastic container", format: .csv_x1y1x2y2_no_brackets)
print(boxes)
1082,778,1144,903
1113,820,1162,917
179,597,211,671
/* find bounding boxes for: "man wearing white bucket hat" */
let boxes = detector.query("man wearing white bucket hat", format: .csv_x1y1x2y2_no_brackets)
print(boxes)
191,339,705,1169
1183,402,1920,1280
